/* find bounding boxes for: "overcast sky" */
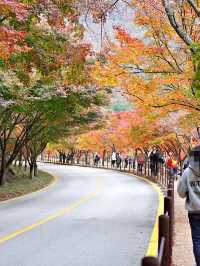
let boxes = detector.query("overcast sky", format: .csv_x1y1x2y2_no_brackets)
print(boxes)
80,1,143,110
81,1,143,52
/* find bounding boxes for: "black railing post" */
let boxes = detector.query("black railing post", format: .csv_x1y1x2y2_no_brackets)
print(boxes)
164,196,173,260
144,161,147,176
159,214,170,266
141,257,160,266
167,180,174,226
147,160,150,177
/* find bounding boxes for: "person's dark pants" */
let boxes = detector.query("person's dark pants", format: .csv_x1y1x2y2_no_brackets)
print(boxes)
111,160,115,167
150,164,156,176
188,213,200,266
138,163,143,173
155,162,158,175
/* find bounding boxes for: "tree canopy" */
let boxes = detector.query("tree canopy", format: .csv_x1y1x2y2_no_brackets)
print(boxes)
1,0,200,185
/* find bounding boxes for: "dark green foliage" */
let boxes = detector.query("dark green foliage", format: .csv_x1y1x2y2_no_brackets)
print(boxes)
192,44,200,99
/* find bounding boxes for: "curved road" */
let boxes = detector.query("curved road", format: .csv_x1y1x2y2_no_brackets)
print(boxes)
0,163,159,266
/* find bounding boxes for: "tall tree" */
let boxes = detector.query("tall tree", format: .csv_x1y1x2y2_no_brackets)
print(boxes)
0,0,109,185
92,0,200,112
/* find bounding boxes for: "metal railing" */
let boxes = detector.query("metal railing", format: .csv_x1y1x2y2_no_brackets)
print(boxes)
40,155,172,189
40,154,174,266
142,179,174,266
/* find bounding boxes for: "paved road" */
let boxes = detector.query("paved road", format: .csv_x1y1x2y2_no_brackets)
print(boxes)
0,163,159,266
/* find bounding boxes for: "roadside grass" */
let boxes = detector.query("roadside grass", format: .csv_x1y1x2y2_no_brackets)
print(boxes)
0,167,54,202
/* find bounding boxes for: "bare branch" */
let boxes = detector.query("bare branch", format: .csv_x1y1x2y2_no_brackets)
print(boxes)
162,0,196,53
187,0,200,17
105,0,121,12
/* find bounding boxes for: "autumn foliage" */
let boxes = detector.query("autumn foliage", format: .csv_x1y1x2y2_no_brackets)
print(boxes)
1,0,200,185
0,0,108,185
76,1,200,160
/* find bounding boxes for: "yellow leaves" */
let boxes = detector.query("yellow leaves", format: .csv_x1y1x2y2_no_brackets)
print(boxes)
82,0,200,154
0,42,10,60
92,61,124,88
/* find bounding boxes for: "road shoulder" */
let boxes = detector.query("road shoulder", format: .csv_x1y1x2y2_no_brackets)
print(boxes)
0,168,57,204
173,182,194,266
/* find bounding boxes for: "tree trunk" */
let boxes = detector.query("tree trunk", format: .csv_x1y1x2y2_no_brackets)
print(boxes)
25,159,27,171
29,163,34,179
34,161,38,177
85,151,88,165
18,153,23,168
0,165,6,186
102,149,106,166
0,151,6,186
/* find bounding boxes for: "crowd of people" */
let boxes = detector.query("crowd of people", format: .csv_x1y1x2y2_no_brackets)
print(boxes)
59,151,75,164
93,148,179,178
56,148,179,179
56,146,200,265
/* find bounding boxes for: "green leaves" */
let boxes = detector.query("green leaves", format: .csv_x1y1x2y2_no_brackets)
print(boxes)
192,44,200,99
0,82,12,100
0,58,5,68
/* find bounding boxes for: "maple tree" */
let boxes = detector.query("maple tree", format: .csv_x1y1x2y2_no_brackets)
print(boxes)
75,0,200,161
78,110,143,156
78,0,123,22
41,0,200,167
0,0,97,107
2,0,200,184
77,106,200,167
91,0,200,113
0,88,106,184
0,0,30,61
0,0,110,185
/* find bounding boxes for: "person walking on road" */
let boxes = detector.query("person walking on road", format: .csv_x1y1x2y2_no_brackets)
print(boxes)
137,152,145,173
150,149,159,176
94,153,100,167
116,153,122,168
111,151,116,167
177,145,200,266
124,156,129,168
166,153,174,177
166,153,178,180
172,158,178,180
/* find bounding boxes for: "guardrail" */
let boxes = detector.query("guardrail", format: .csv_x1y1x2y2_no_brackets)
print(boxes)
142,180,174,266
40,155,174,266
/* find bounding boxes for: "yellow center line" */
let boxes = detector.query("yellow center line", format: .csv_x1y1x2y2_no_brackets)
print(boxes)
0,169,163,257
0,176,104,245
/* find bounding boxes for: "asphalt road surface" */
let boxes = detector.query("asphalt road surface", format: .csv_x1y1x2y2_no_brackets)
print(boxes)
0,163,159,266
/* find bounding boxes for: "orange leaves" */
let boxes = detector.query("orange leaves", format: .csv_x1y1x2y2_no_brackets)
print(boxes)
85,2,200,154
114,26,144,49
91,0,196,114
77,108,194,155
92,61,121,87
78,129,111,153
0,0,30,60
77,110,147,153
0,0,29,21
0,27,30,60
